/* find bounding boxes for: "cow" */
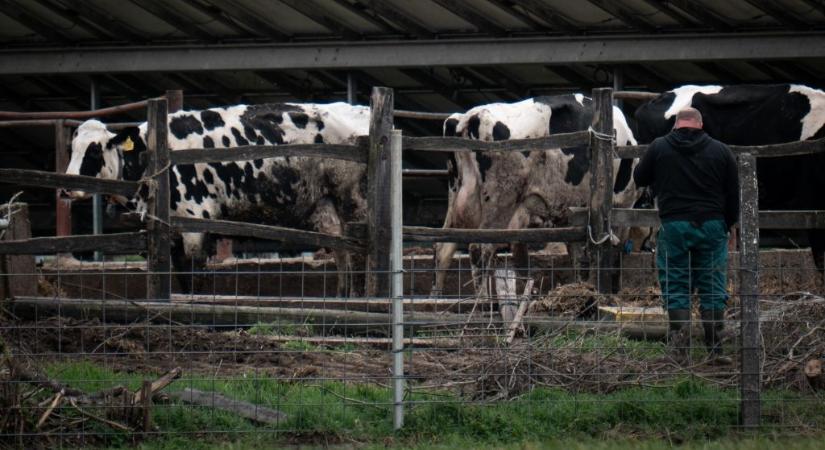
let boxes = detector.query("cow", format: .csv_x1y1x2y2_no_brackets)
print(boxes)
66,102,370,296
634,84,825,268
431,95,640,297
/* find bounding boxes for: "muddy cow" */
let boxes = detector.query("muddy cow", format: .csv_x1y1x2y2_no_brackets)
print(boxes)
432,95,639,296
66,102,369,295
634,84,825,267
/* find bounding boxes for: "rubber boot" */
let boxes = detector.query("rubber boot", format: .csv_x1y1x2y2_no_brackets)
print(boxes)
701,309,733,366
667,309,691,364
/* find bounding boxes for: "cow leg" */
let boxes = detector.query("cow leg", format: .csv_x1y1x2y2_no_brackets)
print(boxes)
431,242,457,297
170,236,192,294
310,197,355,297
171,233,211,295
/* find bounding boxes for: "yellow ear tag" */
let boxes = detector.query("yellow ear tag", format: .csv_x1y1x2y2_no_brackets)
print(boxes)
122,136,134,152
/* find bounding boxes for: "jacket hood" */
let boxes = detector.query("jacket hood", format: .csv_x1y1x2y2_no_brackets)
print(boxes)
665,128,711,154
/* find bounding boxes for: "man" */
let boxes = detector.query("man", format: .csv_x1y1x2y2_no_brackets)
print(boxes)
633,107,739,364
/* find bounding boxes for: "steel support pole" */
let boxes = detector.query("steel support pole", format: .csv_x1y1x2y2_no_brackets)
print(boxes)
90,78,103,261
347,72,357,105
390,128,404,430
612,67,624,109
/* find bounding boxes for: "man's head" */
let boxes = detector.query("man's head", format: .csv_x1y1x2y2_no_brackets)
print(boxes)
673,107,703,130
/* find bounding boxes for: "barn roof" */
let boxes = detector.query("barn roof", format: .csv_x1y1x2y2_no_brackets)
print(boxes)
1,0,824,233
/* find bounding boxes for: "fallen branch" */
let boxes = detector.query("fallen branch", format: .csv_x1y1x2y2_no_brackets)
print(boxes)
35,389,63,429
68,397,132,432
506,279,535,345
169,388,287,425
133,367,182,405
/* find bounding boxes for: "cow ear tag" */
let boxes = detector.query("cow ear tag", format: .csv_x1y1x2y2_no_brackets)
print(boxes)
122,136,134,152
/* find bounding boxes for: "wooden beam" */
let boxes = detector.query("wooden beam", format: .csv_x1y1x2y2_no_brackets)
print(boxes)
430,0,508,36
546,65,594,90
366,86,393,297
172,216,366,252
33,0,114,41
399,68,472,110
0,232,146,255
618,137,825,159
354,0,434,38
584,0,658,31
486,0,547,30
129,0,215,41
170,142,367,165
402,131,591,153
569,207,825,230
202,0,288,39
0,168,139,196
587,87,615,293
0,203,36,298
145,98,171,301
328,0,395,33
512,0,580,32
664,0,732,31
638,0,698,28
742,0,809,28
49,0,147,42
179,0,253,36
278,0,362,39
0,0,72,42
347,223,587,243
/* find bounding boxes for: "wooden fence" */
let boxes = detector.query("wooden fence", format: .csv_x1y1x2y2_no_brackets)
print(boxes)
3,86,825,427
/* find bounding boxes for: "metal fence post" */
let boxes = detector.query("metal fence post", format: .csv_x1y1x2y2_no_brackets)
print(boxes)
390,128,404,430
367,87,394,297
587,87,615,293
146,98,171,301
738,152,761,427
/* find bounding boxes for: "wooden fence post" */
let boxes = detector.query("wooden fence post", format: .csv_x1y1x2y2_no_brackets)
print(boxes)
54,120,72,252
738,153,761,427
146,99,171,301
165,90,183,114
587,87,615,293
366,87,394,297
0,203,36,299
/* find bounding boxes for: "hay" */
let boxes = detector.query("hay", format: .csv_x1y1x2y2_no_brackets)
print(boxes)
530,282,611,319
614,285,661,307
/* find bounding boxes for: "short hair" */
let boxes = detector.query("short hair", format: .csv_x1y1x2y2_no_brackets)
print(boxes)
675,107,703,123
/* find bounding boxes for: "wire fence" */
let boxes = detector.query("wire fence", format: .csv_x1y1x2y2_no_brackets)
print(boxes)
2,245,825,447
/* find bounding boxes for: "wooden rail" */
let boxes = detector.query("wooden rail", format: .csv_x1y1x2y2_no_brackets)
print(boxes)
173,217,366,252
394,109,453,120
569,207,825,230
170,142,368,165
0,97,164,120
617,137,825,159
0,168,139,197
613,90,660,101
348,223,585,244
402,131,590,152
0,232,146,254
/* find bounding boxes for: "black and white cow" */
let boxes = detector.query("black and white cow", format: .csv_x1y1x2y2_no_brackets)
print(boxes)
66,102,370,295
432,95,640,296
634,84,825,267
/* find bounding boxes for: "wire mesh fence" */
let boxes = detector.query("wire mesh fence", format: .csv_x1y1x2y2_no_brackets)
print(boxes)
2,245,825,447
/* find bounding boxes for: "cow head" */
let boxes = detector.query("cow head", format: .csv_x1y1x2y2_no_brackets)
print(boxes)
66,120,146,203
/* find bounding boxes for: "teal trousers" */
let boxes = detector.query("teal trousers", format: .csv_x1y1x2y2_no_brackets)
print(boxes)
656,219,729,311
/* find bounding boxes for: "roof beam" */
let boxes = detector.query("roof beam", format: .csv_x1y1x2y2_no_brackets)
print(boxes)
742,0,809,28
664,0,732,31
328,0,396,33
638,0,699,28
511,0,579,32
430,0,508,36
179,0,253,37
617,64,670,92
50,0,147,43
33,0,114,41
546,65,594,91
129,0,215,41
399,68,473,110
694,62,745,84
584,0,658,31
2,33,825,74
354,0,434,38
278,0,362,39
0,0,72,42
469,66,525,99
485,0,547,30
799,0,825,16
202,0,289,40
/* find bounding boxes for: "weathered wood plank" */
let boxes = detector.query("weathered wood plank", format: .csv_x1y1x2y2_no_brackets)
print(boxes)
738,153,761,427
613,90,660,101
587,88,615,294
146,99,171,301
54,121,72,246
169,143,367,165
367,87,394,297
0,203,36,298
618,137,825,159
0,232,146,255
401,226,586,244
403,131,590,153
172,216,366,252
169,389,287,425
0,169,139,197
570,207,825,229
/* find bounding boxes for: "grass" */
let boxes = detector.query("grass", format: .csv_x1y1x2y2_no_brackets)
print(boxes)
41,360,825,450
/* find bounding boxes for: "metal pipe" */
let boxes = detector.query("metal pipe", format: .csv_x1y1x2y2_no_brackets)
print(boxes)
613,67,624,109
347,72,357,105
91,78,103,261
390,128,404,430
0,96,160,120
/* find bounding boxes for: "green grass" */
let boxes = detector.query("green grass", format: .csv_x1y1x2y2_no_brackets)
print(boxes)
42,361,825,450
541,329,667,360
